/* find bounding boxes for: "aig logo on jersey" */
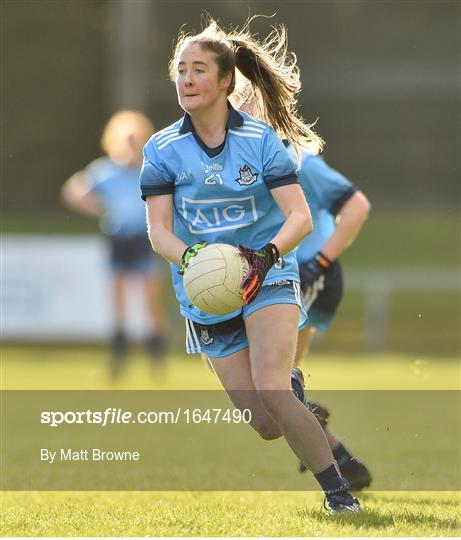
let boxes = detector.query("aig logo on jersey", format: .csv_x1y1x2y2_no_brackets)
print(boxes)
181,196,258,234
235,164,258,186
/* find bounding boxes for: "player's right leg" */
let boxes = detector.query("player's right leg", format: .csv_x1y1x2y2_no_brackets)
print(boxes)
185,315,282,440
210,348,283,441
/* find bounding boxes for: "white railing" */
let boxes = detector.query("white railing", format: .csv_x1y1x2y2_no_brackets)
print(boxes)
346,267,460,350
1,235,459,346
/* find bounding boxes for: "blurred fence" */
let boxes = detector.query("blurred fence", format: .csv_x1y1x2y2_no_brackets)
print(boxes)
2,236,459,354
346,267,460,350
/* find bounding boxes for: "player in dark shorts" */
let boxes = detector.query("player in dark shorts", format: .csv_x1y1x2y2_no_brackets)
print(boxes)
231,80,373,490
290,146,373,490
62,111,167,377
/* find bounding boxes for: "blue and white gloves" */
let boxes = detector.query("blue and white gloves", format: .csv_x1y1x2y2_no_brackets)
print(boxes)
299,251,331,309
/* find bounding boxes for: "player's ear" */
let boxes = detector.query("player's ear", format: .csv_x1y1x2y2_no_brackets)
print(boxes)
219,71,233,92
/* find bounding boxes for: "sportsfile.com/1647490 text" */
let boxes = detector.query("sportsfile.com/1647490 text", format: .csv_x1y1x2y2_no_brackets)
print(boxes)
40,408,252,427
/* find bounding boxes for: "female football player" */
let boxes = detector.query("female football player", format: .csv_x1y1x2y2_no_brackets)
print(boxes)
62,110,167,377
141,19,360,513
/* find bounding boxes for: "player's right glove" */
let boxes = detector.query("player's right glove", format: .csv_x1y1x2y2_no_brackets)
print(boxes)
178,241,207,275
238,243,280,304
299,251,331,308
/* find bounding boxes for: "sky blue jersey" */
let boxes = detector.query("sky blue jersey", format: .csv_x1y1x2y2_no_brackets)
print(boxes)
140,103,300,324
287,146,357,262
85,157,147,237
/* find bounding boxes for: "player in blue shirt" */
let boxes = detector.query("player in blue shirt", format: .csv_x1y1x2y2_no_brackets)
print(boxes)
62,110,167,377
231,83,372,489
290,147,372,488
141,20,360,513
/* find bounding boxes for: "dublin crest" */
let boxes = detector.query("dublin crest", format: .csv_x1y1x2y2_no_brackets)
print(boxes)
200,327,214,345
235,165,258,186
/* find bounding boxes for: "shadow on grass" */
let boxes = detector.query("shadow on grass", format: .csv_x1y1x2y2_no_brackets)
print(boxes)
296,506,460,532
359,493,460,509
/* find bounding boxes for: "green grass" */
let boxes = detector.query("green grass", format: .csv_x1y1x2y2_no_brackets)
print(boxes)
1,346,460,536
1,345,459,390
1,491,460,537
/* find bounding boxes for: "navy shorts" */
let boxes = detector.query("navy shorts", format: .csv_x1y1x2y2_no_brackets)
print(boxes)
185,281,307,358
108,235,163,275
301,260,343,331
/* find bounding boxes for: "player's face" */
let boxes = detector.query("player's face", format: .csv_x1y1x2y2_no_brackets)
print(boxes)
176,43,231,114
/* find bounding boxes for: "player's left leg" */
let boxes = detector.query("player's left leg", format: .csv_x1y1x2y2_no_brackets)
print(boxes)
294,289,371,488
246,302,359,511
246,303,339,473
109,274,129,378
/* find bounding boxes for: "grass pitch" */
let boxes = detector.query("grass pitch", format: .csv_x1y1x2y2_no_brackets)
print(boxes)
1,345,460,537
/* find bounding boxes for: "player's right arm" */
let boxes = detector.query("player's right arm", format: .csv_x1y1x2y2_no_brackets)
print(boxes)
141,138,204,269
145,194,187,265
61,171,104,218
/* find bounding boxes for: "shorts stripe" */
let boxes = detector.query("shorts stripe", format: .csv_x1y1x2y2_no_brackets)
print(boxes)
185,319,201,354
293,281,302,307
185,319,193,354
190,320,201,352
186,319,196,354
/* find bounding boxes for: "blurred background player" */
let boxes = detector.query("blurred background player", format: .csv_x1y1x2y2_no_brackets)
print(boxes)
61,110,167,377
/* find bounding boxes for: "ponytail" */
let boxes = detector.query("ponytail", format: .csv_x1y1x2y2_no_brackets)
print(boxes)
170,18,323,155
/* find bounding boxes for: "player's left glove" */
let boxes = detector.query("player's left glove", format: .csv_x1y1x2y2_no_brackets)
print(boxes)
178,241,207,275
238,243,280,304
299,251,331,308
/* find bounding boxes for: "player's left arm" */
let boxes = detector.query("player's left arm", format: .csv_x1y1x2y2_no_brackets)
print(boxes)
320,190,371,261
269,183,313,256
261,128,313,255
238,184,312,304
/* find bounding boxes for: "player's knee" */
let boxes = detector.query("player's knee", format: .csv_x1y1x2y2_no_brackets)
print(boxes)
250,420,282,440
255,388,286,418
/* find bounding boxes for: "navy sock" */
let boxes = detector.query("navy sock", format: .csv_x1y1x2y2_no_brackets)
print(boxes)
314,461,348,495
332,442,353,466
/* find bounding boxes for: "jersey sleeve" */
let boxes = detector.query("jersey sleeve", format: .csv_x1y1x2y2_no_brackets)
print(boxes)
140,139,175,200
301,155,357,215
261,127,298,189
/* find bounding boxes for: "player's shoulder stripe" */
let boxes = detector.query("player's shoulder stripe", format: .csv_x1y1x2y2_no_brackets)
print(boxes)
241,113,268,129
157,132,193,150
229,129,263,139
229,113,267,139
244,119,267,130
153,120,181,143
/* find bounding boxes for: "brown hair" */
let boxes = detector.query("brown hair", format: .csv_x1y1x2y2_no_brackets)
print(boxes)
169,19,323,156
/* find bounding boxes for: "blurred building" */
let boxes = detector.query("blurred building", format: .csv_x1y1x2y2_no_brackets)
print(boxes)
3,1,460,355
5,1,459,220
